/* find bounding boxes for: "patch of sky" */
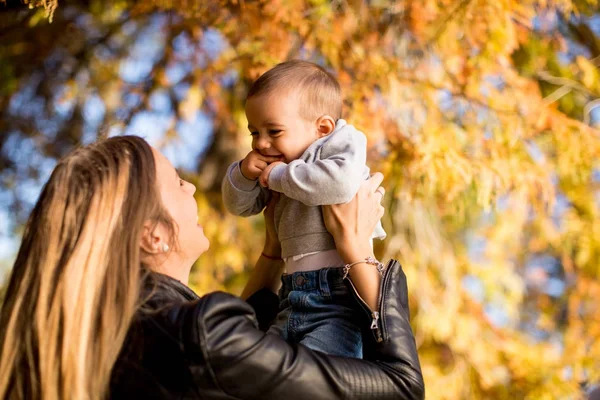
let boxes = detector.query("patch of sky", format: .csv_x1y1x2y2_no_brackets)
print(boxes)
592,168,600,209
493,194,510,213
524,140,545,164
149,89,173,114
37,118,61,140
547,172,558,187
93,44,116,61
194,53,208,70
83,93,106,128
119,16,167,84
221,69,239,88
82,93,106,144
525,255,565,297
122,91,143,109
174,82,191,101
164,111,214,172
588,105,600,127
52,85,77,118
61,4,83,19
121,19,138,36
477,108,500,127
120,59,156,84
478,208,495,227
556,51,572,64
108,124,124,137
201,28,228,61
2,136,56,186
172,31,195,60
461,274,485,302
521,320,551,342
8,73,44,118
532,13,558,33
551,191,571,232
545,278,566,297
15,177,46,212
0,207,19,279
563,37,592,59
124,111,172,142
0,170,15,203
586,14,600,36
2,135,35,166
484,303,510,328
75,11,97,32
466,232,487,263
436,89,453,113
453,98,469,119
76,69,91,87
43,49,67,71
166,61,192,85
107,20,137,51
0,116,65,281
484,75,505,91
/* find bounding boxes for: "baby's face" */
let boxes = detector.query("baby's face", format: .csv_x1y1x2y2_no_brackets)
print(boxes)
245,90,320,163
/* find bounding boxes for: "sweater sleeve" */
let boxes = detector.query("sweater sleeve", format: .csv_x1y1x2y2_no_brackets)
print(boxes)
221,161,271,217
267,123,367,206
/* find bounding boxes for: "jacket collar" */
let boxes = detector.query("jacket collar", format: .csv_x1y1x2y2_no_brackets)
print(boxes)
140,271,200,310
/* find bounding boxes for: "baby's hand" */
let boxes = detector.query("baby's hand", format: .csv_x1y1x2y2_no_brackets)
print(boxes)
259,161,285,188
241,150,282,180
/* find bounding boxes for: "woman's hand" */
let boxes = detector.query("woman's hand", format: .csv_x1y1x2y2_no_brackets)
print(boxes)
322,173,385,264
262,192,281,258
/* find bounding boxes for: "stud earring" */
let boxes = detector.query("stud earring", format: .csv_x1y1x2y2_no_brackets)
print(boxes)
162,243,170,253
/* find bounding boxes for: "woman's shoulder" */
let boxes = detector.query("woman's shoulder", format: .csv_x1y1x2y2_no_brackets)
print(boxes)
111,288,257,398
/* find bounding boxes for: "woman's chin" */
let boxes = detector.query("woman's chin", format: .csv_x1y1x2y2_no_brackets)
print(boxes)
196,235,210,254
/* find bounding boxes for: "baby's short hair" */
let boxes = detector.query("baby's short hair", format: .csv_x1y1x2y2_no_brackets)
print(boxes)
247,60,342,121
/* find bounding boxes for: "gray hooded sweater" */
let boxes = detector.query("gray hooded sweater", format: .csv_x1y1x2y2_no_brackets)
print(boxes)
221,119,386,259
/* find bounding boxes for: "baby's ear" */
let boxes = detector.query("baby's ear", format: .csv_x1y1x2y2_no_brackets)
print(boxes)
316,115,336,138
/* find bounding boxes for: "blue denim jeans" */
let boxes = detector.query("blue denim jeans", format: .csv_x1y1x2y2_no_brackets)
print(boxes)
267,267,363,358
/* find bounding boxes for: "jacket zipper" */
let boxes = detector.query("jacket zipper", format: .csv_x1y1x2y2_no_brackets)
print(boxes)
344,261,394,343
376,260,394,341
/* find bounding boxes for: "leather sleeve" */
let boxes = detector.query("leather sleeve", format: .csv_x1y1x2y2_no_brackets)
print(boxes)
245,288,279,332
190,261,424,400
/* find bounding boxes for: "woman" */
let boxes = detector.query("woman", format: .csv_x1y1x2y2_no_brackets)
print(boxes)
0,135,424,399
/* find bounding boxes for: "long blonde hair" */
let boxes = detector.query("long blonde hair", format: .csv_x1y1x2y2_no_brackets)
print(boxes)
0,136,174,399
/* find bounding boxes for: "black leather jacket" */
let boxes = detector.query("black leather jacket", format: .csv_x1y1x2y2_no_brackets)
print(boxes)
110,260,424,399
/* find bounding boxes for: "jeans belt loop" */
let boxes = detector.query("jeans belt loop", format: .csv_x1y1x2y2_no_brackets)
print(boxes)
319,268,331,298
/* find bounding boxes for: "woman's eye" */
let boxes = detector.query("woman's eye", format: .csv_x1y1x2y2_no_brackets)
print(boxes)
250,131,258,136
269,130,282,135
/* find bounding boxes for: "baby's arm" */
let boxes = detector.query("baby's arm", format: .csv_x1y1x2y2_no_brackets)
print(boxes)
241,193,284,301
222,160,271,217
267,123,367,206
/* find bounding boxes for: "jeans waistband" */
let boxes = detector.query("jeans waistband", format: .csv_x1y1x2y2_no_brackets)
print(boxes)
280,267,346,298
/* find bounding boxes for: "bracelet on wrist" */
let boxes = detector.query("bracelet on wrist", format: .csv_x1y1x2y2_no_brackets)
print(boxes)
342,256,386,280
261,252,282,261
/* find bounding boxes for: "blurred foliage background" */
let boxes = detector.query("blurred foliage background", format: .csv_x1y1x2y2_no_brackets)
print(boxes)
1,0,599,398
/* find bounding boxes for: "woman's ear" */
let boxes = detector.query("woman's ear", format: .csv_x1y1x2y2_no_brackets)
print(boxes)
316,115,336,138
140,221,167,255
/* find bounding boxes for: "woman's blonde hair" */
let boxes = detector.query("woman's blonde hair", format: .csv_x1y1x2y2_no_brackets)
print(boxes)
0,135,175,399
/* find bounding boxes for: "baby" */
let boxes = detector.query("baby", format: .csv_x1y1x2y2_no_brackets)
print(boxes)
222,60,386,358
